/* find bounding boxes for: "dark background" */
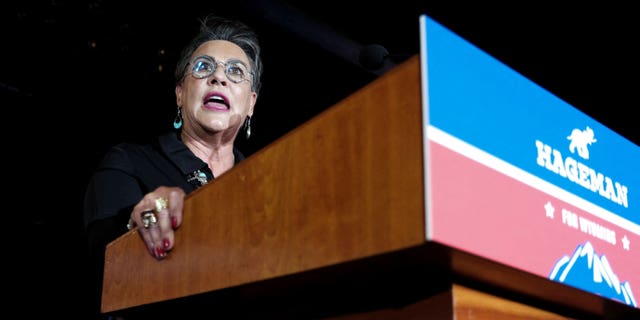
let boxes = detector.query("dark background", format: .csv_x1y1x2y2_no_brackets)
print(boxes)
3,0,637,317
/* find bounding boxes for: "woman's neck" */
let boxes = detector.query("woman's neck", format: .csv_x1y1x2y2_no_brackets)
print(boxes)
181,131,235,177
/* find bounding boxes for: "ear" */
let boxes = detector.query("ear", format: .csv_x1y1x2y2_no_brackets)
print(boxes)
175,84,183,106
248,91,257,117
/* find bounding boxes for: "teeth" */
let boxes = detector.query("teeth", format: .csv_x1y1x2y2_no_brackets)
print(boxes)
209,96,224,103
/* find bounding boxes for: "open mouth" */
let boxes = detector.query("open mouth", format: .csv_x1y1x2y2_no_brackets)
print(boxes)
204,94,229,109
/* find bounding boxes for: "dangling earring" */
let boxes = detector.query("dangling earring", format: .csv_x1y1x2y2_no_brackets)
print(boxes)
243,116,252,139
173,107,183,129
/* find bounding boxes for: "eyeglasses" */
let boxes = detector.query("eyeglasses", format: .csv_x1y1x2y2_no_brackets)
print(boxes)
187,55,253,84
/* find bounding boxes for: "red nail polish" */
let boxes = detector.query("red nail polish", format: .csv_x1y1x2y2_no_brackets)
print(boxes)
171,217,178,229
156,247,165,258
163,238,170,249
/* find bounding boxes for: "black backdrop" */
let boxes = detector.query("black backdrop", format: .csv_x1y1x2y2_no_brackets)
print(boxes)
3,1,637,317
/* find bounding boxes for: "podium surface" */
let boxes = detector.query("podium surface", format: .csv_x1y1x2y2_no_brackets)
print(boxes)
103,54,426,312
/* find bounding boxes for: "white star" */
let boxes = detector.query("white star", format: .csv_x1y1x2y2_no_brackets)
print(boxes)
544,201,555,219
621,235,630,251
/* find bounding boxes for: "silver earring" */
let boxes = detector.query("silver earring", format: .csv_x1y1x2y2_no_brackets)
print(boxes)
244,116,251,139
173,107,183,129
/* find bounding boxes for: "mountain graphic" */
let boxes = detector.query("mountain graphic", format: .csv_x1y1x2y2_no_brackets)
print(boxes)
549,241,637,308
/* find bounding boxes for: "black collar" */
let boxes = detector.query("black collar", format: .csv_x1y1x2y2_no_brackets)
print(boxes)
157,131,245,187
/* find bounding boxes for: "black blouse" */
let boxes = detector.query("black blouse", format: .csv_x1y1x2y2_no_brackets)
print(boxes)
82,131,244,313
84,131,244,230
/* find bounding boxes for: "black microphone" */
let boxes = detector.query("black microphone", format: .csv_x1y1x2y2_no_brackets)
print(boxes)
359,44,389,71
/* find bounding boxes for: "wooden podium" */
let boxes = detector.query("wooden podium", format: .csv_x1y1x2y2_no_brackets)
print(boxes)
102,56,637,319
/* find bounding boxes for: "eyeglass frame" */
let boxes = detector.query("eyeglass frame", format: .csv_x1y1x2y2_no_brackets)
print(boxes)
184,55,254,85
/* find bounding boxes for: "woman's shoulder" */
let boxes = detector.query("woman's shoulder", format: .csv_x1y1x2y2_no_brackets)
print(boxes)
97,143,149,172
98,132,176,171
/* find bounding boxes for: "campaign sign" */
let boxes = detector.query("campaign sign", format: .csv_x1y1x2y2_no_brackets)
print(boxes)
420,14,638,308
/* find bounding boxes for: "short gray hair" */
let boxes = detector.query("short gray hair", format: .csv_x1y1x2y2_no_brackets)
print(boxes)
175,14,263,94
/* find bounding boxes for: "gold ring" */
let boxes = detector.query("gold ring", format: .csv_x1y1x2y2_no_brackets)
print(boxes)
141,211,158,229
154,197,169,214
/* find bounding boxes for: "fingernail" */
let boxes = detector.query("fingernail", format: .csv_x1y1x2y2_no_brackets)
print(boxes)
163,238,171,249
171,217,178,229
156,247,166,258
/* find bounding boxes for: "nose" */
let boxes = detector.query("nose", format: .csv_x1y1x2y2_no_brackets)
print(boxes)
208,63,227,85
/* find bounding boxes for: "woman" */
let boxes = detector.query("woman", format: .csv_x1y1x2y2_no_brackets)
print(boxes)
82,13,262,316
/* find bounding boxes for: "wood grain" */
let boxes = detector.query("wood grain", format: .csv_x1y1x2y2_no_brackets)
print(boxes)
102,55,426,312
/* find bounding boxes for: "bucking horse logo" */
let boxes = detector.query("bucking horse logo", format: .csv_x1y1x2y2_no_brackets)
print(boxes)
567,126,597,160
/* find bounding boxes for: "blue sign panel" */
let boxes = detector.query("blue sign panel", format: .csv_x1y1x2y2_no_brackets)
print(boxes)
421,14,638,308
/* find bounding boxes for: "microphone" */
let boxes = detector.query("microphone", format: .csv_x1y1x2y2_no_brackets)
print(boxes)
359,44,390,71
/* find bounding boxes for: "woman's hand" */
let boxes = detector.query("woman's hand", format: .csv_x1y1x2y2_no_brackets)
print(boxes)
128,186,185,259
